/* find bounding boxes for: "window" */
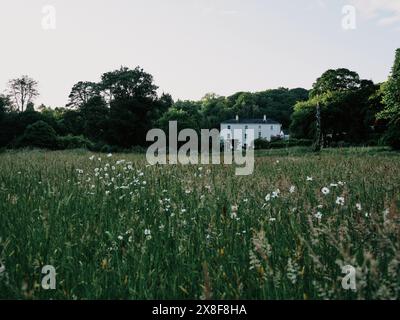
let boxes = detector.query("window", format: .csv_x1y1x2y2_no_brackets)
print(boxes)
245,125,248,130
271,125,274,130
259,125,262,129
244,134,247,139
228,125,231,130
258,132,262,138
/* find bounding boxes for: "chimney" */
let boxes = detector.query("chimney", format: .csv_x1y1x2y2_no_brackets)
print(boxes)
236,115,239,122
263,115,267,122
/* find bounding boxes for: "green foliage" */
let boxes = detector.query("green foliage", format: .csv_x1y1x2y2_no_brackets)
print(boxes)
382,120,400,150
291,73,384,146
254,137,313,150
57,135,94,150
310,68,361,97
20,120,58,149
379,49,400,124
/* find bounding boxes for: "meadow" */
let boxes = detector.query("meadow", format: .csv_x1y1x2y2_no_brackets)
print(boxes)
0,147,399,300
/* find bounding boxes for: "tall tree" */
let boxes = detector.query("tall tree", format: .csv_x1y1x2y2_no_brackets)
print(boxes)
67,81,100,108
379,48,400,149
310,68,360,98
7,75,39,112
100,66,158,103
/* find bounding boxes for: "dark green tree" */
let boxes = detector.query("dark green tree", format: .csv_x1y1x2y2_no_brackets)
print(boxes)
379,49,400,149
20,120,57,149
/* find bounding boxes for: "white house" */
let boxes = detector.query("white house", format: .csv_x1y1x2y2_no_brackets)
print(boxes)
220,115,283,149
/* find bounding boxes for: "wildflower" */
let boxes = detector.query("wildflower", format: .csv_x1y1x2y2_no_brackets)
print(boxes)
306,176,313,181
272,189,280,198
89,155,95,161
314,212,323,220
185,189,191,194
330,183,338,187
231,205,238,219
107,153,113,158
321,187,330,195
0,262,5,273
338,181,345,186
269,218,276,222
144,229,152,240
118,235,123,241
265,194,271,202
289,186,296,193
356,203,362,211
181,209,187,213
336,196,345,206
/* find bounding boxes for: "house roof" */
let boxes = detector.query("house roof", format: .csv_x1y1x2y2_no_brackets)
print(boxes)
221,118,281,125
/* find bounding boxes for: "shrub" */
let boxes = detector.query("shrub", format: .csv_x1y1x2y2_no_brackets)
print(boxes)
382,121,400,150
254,138,270,150
20,120,58,149
57,135,94,150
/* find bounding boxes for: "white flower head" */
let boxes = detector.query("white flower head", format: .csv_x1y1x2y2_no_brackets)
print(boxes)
356,203,362,211
321,187,330,195
265,194,271,202
272,189,280,198
307,176,313,181
336,196,345,206
289,186,296,193
314,212,323,220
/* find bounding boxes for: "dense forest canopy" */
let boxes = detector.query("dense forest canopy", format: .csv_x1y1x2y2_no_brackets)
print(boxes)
1,49,399,151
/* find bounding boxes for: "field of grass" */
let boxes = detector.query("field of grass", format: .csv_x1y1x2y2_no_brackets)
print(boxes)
0,147,399,300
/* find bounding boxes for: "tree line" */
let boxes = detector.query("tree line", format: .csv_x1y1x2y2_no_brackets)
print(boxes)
0,48,399,151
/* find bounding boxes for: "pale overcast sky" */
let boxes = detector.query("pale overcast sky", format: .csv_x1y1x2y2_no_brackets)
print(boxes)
0,0,399,107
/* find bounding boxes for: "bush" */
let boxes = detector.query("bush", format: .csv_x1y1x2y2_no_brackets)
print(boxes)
254,138,270,150
57,135,94,150
254,138,313,150
382,121,400,150
270,138,313,149
20,120,58,149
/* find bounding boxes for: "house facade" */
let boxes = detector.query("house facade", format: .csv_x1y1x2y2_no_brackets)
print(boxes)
220,115,283,149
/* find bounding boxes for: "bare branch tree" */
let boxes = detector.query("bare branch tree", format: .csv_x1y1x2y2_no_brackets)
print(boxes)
7,75,39,112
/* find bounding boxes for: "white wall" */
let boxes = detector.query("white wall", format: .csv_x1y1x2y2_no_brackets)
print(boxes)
220,123,282,148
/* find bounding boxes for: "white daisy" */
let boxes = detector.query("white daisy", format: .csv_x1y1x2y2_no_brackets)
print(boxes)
336,197,345,206
321,187,330,195
314,212,323,220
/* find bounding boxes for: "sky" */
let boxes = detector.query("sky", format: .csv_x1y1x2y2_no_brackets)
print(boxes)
0,0,399,108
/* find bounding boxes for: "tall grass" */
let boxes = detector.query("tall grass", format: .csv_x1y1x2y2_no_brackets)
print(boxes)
0,148,399,299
